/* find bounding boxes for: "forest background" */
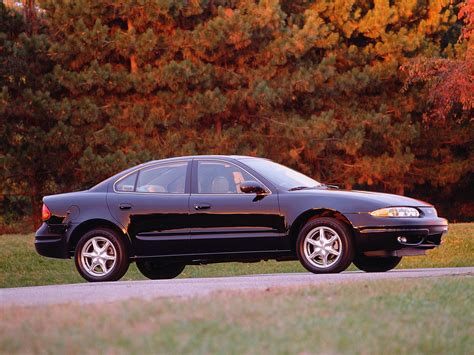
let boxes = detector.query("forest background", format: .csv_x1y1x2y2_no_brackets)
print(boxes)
1,0,472,231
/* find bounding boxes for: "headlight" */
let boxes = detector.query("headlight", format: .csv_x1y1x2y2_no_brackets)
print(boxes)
370,207,420,217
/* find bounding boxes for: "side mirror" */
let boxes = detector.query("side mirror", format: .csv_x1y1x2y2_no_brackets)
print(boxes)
240,181,268,195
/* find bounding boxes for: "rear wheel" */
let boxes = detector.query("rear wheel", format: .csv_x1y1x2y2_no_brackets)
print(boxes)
136,260,185,280
74,228,129,282
353,254,402,272
296,217,354,274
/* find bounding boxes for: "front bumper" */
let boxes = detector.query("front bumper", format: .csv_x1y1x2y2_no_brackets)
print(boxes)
35,223,69,259
346,213,448,255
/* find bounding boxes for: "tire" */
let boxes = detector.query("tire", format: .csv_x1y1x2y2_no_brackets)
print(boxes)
74,228,129,282
136,260,185,280
353,255,402,272
296,217,354,274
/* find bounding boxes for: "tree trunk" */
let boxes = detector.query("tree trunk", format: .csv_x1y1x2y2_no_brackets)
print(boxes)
30,194,42,230
22,0,37,34
215,116,222,136
397,185,405,196
28,175,42,229
127,18,138,73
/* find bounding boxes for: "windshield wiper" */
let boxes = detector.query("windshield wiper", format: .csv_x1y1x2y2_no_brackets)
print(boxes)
288,186,319,191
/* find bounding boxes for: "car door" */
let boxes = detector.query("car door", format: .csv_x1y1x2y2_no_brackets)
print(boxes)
107,160,192,257
188,159,288,254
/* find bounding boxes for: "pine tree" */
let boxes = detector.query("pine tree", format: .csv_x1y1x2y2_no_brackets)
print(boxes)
3,0,470,226
0,3,60,227
41,0,458,190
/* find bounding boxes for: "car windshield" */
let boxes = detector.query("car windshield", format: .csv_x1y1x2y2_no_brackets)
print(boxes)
242,158,321,190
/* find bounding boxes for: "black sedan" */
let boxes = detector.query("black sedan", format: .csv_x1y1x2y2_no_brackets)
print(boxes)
35,155,448,282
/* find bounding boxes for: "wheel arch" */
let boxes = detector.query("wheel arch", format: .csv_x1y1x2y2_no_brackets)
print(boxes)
67,219,133,257
289,208,355,250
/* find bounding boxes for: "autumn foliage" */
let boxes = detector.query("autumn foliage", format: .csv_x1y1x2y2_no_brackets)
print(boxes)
402,0,473,121
0,0,473,229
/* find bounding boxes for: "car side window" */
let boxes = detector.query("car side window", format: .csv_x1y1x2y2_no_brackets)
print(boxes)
115,172,137,192
197,161,257,194
135,162,188,193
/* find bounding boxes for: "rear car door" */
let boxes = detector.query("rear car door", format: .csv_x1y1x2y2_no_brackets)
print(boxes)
188,159,287,254
107,160,191,257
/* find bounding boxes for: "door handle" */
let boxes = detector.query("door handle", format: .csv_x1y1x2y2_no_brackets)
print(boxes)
119,203,132,210
194,203,211,210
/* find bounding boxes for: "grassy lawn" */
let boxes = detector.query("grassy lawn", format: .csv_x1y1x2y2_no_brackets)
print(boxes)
0,276,473,354
0,223,473,288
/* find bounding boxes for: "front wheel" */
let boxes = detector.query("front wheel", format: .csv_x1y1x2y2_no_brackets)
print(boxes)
353,255,402,272
136,260,185,280
74,228,130,282
296,217,354,274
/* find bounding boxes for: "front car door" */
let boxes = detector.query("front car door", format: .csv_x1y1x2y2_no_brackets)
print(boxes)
107,160,191,257
188,158,288,254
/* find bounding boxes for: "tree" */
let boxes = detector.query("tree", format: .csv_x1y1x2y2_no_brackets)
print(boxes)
401,0,473,219
41,0,457,188
0,3,66,227
2,0,471,228
402,0,473,122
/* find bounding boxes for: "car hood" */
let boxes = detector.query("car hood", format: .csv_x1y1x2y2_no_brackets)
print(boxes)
289,188,432,213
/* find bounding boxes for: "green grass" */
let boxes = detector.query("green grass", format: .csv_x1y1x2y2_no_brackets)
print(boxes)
0,223,473,288
1,276,473,354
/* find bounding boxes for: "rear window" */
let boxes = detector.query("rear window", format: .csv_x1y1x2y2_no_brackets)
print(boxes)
135,162,188,193
115,172,137,192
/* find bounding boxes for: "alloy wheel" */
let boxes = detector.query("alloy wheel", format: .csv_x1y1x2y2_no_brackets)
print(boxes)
80,236,117,277
303,226,342,269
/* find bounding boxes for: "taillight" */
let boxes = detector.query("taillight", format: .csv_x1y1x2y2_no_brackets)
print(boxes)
42,204,51,221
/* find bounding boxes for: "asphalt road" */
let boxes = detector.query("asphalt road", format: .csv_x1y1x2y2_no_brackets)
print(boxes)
1,267,472,307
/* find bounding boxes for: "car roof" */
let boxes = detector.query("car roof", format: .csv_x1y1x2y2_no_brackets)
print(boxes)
89,155,267,192
138,155,266,166
144,155,265,165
